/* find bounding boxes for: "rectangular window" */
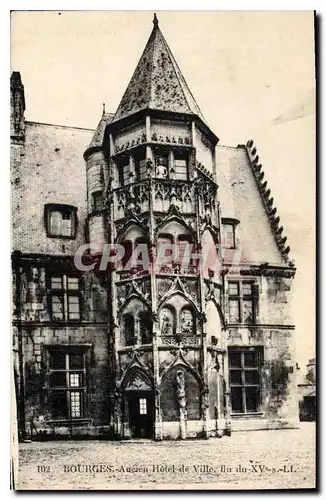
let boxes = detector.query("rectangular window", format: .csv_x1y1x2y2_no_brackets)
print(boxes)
174,151,188,180
228,347,263,414
228,281,257,324
118,156,130,187
45,204,77,239
223,223,236,249
92,191,104,211
139,398,147,415
134,153,147,181
49,274,81,322
49,350,87,420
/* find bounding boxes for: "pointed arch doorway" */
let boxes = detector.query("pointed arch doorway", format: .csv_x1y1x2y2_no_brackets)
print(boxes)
123,371,155,439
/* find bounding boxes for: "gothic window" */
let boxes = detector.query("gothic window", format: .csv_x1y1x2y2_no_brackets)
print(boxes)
45,204,77,239
174,151,189,180
92,191,104,211
123,314,136,346
48,349,87,419
121,240,133,269
176,234,193,271
228,281,257,324
139,311,152,344
160,306,175,336
48,274,81,321
180,307,195,335
157,233,174,272
228,347,263,414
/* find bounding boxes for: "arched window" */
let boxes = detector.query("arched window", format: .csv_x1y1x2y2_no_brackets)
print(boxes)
176,234,193,271
139,311,152,344
134,236,150,273
123,314,135,346
180,307,195,335
157,233,174,272
160,306,176,336
121,240,133,269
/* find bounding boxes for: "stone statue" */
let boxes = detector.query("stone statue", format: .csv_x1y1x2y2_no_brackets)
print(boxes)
176,370,187,439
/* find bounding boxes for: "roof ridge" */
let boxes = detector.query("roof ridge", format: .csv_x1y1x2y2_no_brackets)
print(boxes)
245,140,294,266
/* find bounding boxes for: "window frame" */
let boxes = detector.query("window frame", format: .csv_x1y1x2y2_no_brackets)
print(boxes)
44,203,78,239
228,280,257,325
228,347,263,415
48,349,88,421
48,273,82,322
91,190,104,212
221,217,240,250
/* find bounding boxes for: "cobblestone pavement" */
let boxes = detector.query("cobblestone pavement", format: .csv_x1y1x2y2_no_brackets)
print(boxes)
16,423,315,490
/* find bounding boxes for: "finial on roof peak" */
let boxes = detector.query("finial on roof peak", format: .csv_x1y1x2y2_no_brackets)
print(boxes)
153,13,159,28
102,102,106,115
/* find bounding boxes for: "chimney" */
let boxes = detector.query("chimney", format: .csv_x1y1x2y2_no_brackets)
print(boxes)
10,72,25,142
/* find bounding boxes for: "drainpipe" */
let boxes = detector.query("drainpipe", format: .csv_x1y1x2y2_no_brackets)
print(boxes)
12,251,26,441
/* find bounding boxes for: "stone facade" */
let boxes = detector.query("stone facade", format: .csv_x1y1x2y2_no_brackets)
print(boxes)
11,16,298,442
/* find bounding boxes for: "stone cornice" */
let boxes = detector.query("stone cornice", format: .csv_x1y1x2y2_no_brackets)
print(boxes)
243,140,293,264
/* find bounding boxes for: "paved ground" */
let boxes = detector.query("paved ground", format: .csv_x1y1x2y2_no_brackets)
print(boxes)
15,422,315,490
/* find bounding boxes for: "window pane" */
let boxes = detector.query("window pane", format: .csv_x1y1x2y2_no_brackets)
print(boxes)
230,370,242,385
224,224,235,248
69,373,81,387
68,295,80,320
228,282,239,295
51,277,63,290
92,191,103,211
243,300,253,324
49,211,62,236
69,353,84,369
51,295,64,320
124,314,135,346
245,386,259,412
174,156,188,180
242,282,253,296
70,391,81,417
67,277,79,290
231,387,244,413
139,398,147,415
61,215,72,237
51,391,68,418
229,299,240,323
245,370,259,385
229,351,242,368
50,352,66,370
50,372,67,387
123,164,130,186
244,351,259,367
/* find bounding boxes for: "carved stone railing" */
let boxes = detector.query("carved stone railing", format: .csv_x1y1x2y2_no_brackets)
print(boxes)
113,178,196,219
159,335,199,347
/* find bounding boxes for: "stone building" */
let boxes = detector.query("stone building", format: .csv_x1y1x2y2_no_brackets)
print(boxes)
11,15,298,441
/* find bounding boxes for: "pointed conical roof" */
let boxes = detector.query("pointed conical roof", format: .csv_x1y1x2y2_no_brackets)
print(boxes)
112,14,206,124
88,110,115,149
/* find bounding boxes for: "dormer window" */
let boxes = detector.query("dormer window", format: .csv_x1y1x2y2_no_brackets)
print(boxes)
45,204,77,239
221,217,240,249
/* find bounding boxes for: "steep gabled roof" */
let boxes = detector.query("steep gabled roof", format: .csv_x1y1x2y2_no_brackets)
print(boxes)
112,14,206,124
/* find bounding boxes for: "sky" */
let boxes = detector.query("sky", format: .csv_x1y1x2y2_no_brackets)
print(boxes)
10,10,315,373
